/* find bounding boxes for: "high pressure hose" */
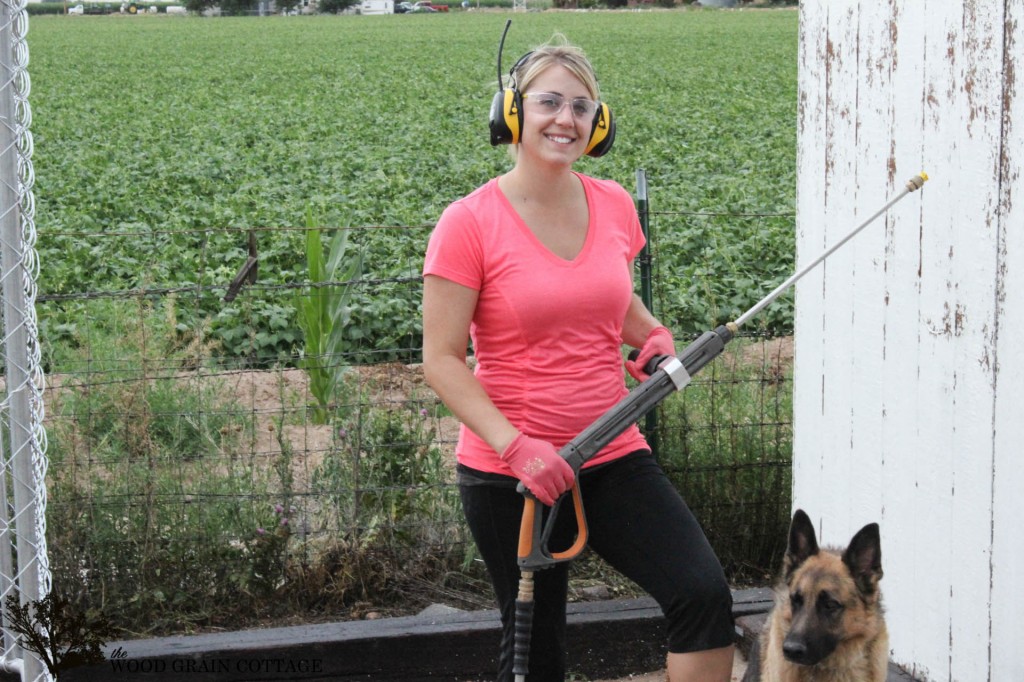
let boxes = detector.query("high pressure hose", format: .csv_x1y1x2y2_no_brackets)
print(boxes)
513,571,534,682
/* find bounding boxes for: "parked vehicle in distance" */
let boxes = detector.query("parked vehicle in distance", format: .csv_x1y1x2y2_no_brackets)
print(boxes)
68,3,85,12
412,1,447,10
360,0,393,13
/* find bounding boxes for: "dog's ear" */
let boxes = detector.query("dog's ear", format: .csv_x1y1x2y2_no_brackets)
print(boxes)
784,509,819,578
842,522,883,596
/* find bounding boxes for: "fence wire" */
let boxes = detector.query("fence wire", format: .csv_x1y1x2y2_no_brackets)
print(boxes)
37,213,793,640
0,1,50,679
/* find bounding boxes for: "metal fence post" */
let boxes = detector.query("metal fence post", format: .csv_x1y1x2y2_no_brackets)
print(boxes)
635,169,658,457
0,0,51,679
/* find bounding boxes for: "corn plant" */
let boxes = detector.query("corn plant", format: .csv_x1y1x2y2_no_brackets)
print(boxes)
296,207,363,424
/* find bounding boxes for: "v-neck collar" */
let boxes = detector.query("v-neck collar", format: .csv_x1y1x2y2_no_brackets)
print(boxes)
494,173,594,266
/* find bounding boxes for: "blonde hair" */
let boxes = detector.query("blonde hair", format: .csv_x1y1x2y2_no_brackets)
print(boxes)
511,34,601,101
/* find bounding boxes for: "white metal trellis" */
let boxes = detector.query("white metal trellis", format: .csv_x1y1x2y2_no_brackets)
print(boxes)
0,0,51,680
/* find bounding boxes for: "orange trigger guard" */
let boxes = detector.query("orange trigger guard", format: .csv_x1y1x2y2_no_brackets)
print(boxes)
517,482,588,570
550,483,587,561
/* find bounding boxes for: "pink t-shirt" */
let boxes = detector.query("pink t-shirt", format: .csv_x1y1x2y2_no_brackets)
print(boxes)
423,173,649,475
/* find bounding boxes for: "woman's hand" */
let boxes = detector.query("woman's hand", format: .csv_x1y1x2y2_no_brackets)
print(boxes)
500,433,576,506
625,325,676,381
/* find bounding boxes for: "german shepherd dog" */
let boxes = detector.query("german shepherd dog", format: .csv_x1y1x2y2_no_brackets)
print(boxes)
742,509,888,682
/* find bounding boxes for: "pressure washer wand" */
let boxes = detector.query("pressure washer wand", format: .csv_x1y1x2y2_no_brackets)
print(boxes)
733,172,928,328
512,172,928,682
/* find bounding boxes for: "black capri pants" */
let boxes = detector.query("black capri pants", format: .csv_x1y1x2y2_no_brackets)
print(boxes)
459,450,734,682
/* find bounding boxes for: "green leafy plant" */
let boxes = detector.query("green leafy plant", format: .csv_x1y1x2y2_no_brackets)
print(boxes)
31,11,798,355
312,398,456,543
302,398,468,612
295,207,363,423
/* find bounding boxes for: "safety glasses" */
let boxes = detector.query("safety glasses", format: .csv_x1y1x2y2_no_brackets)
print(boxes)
523,92,600,120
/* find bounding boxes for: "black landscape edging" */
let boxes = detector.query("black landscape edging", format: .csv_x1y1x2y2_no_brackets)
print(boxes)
61,588,773,682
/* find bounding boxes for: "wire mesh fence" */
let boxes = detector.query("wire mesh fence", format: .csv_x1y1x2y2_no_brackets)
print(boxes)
637,205,796,580
36,209,794,639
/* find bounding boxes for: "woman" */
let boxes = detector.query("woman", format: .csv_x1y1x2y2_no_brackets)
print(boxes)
421,35,735,682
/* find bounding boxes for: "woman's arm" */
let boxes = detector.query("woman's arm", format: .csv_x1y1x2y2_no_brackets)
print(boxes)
621,293,665,348
421,275,520,454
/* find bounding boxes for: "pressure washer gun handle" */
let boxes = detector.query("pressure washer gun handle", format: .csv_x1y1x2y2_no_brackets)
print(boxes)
515,324,736,572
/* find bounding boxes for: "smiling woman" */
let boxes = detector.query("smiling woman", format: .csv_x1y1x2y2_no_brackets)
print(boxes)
421,31,739,682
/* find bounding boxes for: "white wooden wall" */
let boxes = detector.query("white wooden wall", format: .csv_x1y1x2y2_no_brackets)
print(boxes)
793,2,1021,681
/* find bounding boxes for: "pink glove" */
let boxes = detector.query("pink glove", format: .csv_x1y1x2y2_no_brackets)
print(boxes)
626,326,676,382
500,433,575,506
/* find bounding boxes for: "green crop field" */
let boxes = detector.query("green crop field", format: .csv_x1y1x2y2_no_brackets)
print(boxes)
28,9,797,344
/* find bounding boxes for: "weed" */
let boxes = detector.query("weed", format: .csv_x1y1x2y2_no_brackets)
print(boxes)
312,397,458,546
44,300,272,633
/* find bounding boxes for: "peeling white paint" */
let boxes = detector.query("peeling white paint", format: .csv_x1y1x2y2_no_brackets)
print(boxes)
795,2,1020,680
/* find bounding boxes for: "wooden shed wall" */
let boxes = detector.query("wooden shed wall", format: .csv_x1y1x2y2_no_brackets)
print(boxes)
793,2,1021,680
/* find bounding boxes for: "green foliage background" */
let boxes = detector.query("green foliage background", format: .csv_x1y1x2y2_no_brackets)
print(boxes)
28,10,797,351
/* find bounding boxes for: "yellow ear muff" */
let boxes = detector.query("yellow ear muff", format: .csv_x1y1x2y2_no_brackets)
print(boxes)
489,48,532,147
489,88,523,146
502,89,521,144
584,102,615,158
